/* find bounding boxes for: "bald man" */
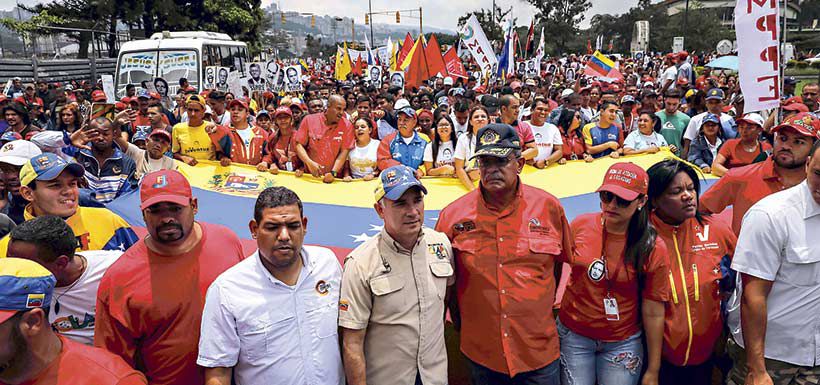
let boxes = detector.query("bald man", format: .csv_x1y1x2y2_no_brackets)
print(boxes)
294,95,355,183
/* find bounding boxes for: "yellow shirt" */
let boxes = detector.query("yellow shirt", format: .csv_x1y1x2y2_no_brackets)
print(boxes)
172,121,215,160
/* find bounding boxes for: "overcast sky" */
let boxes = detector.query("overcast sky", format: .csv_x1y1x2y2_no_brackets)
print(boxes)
1,0,652,31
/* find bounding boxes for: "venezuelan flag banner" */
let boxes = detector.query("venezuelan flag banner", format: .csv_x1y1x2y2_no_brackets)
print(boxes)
585,50,623,81
107,149,718,258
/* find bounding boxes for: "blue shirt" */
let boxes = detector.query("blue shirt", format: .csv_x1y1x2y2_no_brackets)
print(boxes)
386,132,428,171
584,123,621,158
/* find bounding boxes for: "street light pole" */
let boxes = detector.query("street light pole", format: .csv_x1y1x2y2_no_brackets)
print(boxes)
682,0,689,44
419,7,423,36
368,0,374,45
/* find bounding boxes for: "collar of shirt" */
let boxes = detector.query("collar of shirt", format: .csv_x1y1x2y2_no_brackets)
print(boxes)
253,248,315,287
79,142,125,161
477,178,523,217
378,228,424,255
800,181,820,219
760,157,781,181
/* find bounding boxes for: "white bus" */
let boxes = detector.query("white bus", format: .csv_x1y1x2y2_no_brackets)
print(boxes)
115,31,249,98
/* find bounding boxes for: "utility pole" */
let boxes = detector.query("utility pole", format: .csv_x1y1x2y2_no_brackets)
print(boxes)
682,0,689,43
368,0,374,46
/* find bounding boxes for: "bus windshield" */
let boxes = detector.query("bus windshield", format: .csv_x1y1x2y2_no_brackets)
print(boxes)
117,49,199,97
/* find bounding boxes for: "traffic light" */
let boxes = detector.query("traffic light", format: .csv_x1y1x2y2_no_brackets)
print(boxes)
365,13,369,25
395,11,400,23
280,13,285,24
311,15,316,28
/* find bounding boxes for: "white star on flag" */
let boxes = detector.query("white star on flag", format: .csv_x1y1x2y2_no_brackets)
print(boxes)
349,233,374,243
368,224,383,232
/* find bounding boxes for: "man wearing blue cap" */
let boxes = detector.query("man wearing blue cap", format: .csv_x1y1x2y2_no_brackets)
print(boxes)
376,106,429,177
339,165,454,385
682,87,736,158
0,258,146,384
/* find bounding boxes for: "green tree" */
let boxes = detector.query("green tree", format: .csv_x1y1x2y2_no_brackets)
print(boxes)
523,0,591,55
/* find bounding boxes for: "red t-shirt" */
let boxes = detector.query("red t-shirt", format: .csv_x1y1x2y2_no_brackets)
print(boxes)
94,222,245,385
12,335,146,385
717,139,771,170
559,213,671,342
294,112,355,172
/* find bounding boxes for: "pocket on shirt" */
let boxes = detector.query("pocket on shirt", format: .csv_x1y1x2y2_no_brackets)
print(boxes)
370,274,406,314
429,260,454,299
782,246,820,287
238,314,294,361
306,301,338,339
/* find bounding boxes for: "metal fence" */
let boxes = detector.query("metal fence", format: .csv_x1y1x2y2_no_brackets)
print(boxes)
0,57,116,84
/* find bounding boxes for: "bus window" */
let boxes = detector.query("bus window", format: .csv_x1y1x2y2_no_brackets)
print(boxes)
117,51,157,97
157,50,199,95
220,46,233,68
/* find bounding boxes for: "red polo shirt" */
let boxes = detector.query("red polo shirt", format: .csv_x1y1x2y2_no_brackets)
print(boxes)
699,157,788,235
435,181,573,376
717,139,771,170
559,213,671,342
651,214,736,366
294,112,355,172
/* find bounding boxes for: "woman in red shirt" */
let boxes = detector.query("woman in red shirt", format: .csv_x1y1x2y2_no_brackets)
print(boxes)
555,108,593,163
260,106,301,174
711,112,771,176
647,159,736,385
558,162,670,385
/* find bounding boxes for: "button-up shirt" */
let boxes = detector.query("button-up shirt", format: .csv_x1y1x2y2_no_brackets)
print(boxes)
197,247,344,385
700,157,789,235
727,181,820,366
435,180,574,376
339,228,454,385
376,131,429,171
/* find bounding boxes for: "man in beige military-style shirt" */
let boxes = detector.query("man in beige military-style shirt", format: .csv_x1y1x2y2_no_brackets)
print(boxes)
339,165,454,385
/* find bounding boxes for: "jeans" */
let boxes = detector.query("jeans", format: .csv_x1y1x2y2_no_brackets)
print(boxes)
556,317,644,385
467,358,560,385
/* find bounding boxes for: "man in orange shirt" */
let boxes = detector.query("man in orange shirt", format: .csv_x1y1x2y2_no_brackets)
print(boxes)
700,113,818,235
294,94,354,183
436,123,572,384
94,170,245,385
0,258,146,385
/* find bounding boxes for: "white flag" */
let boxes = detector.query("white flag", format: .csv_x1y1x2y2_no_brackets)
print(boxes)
734,0,780,112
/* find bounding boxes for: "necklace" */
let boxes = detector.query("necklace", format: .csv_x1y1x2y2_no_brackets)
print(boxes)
54,255,86,315
742,142,758,152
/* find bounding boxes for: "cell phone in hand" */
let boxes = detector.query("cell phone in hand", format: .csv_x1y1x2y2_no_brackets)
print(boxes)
91,103,116,121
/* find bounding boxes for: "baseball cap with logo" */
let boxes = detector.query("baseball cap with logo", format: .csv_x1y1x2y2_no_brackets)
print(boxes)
137,89,151,99
91,90,107,102
397,106,416,118
273,106,293,118
621,95,637,105
0,140,43,167
228,99,249,111
394,98,411,110
132,130,148,144
597,162,649,201
374,165,427,202
470,123,521,160
705,88,725,101
0,131,22,143
773,112,819,139
0,258,56,323
140,169,193,210
19,152,85,187
148,129,172,143
701,113,720,126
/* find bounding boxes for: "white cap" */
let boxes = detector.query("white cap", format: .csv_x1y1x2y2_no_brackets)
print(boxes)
560,89,575,99
0,140,43,166
643,81,654,88
394,98,411,110
443,76,454,86
738,112,765,128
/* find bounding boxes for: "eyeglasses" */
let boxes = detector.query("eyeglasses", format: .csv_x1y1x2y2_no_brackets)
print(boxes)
599,191,635,208
477,155,514,168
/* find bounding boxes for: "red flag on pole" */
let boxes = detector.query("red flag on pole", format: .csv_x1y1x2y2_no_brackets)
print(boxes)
405,36,431,90
397,33,415,68
525,19,535,58
352,55,363,76
444,47,467,79
425,34,448,78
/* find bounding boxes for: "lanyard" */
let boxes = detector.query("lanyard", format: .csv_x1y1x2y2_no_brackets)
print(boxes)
600,217,626,298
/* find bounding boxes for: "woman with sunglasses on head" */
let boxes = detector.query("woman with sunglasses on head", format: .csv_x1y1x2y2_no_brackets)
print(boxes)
557,162,671,385
646,159,736,385
555,107,593,164
453,105,489,190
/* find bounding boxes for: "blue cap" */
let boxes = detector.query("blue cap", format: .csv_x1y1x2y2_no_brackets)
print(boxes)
620,95,636,104
132,130,148,143
137,89,151,99
702,113,720,125
19,152,85,187
437,96,450,107
0,258,56,323
0,131,22,143
397,106,416,118
374,165,427,202
705,88,724,100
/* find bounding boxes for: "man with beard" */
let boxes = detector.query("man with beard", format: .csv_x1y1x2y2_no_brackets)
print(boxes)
340,165,453,385
294,95,354,183
198,187,344,385
701,113,819,235
0,152,138,257
0,258,147,385
63,117,136,204
0,140,43,224
95,169,245,385
3,102,42,139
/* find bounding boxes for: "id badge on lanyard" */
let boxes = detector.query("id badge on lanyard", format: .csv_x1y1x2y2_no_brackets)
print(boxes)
604,296,620,321
601,222,622,321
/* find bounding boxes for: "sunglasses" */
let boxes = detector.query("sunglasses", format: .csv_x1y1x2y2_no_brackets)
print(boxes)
599,191,635,208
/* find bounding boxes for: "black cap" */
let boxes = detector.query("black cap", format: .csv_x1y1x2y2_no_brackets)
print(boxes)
481,95,500,115
470,123,521,160
784,76,797,85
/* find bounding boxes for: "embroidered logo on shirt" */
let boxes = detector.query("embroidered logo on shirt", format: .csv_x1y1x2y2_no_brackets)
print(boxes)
339,299,350,311
588,259,605,282
695,224,710,242
428,243,447,259
528,218,551,235
453,220,476,234
315,280,331,296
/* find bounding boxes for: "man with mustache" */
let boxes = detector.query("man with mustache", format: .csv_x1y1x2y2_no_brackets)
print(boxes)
294,94,354,183
0,258,147,385
95,170,245,385
435,124,573,385
700,113,819,235
340,165,454,385
198,187,344,385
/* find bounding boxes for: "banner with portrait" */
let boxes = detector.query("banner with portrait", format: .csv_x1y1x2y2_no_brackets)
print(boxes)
283,65,303,92
244,62,268,92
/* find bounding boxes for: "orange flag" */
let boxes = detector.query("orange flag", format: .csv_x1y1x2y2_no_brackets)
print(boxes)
405,36,431,90
425,34,448,78
352,55,363,76
397,33,415,69
443,47,467,79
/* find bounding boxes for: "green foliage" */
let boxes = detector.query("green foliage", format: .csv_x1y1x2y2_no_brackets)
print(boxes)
811,61,820,69
525,0,592,55
797,61,809,69
0,10,65,36
787,60,799,68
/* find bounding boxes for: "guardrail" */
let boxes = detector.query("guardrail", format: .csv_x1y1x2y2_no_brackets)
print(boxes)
0,57,117,83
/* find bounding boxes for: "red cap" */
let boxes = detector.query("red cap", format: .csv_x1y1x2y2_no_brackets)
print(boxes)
262,91,274,99
148,129,172,142
139,170,193,210
782,102,809,113
120,96,131,104
596,162,649,201
228,99,248,111
91,90,107,102
149,92,161,100
114,102,127,110
273,106,293,118
678,51,689,58
773,112,819,139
